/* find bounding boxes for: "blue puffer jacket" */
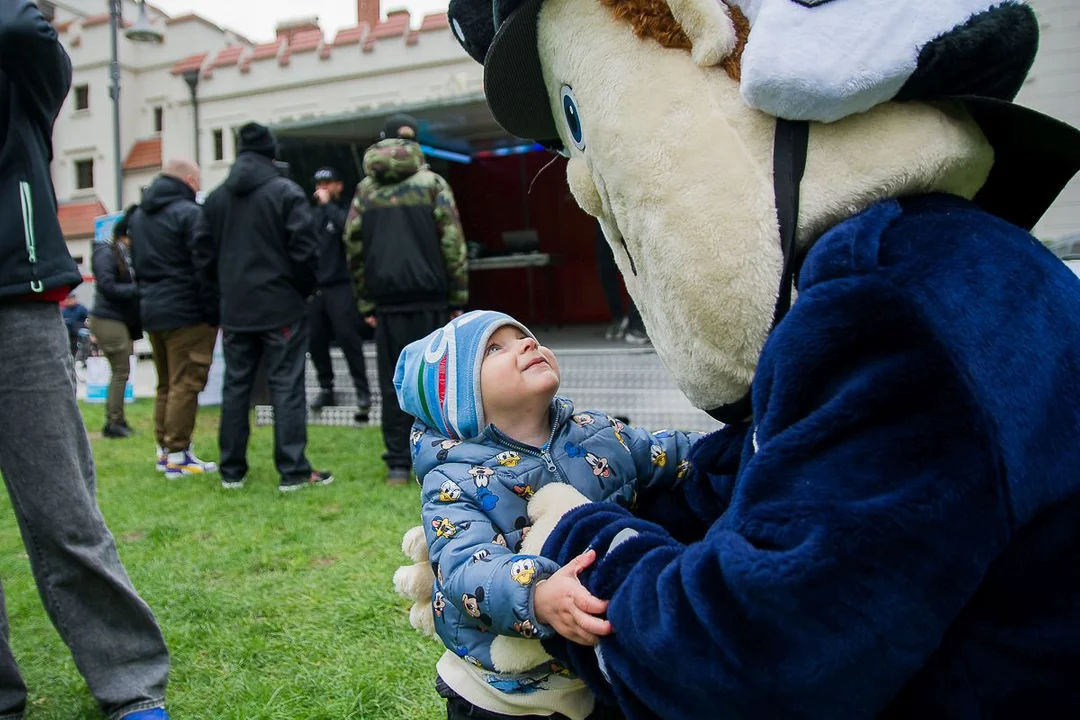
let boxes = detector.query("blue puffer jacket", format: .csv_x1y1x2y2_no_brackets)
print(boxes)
416,396,699,682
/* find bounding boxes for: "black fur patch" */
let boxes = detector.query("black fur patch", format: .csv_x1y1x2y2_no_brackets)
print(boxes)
897,2,1038,103
447,0,496,65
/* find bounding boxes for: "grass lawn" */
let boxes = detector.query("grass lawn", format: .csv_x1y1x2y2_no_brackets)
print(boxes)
0,400,445,719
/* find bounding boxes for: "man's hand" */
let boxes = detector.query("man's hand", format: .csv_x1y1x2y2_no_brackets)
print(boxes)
533,549,612,646
314,187,332,205
364,315,377,329
450,309,464,320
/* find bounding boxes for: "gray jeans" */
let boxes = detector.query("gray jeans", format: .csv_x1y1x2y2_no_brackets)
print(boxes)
0,303,168,720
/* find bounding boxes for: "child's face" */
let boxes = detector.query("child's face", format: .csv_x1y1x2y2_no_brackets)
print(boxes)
480,325,560,418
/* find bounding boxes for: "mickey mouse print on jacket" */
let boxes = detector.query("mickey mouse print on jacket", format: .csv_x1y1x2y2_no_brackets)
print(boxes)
415,396,697,685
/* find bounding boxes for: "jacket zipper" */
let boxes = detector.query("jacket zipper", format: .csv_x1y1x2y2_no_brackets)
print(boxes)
492,406,566,483
19,181,44,292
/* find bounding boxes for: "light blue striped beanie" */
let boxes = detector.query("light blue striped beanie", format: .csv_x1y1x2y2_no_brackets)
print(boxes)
394,310,533,440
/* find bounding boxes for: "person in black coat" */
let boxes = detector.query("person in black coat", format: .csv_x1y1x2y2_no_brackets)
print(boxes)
0,3,170,717
193,122,333,492
307,166,372,419
89,206,141,438
128,158,219,477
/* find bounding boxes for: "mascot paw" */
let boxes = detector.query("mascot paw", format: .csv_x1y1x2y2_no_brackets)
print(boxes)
664,0,737,67
409,598,436,637
401,525,429,563
490,635,555,674
523,484,592,555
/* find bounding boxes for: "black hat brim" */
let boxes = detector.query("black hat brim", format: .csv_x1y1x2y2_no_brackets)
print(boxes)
959,95,1080,231
484,0,559,146
482,0,1080,232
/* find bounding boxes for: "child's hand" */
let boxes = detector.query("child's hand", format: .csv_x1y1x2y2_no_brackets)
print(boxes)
533,549,613,646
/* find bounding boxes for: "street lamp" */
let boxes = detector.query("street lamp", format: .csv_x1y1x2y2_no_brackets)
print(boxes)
181,69,201,166
108,0,163,211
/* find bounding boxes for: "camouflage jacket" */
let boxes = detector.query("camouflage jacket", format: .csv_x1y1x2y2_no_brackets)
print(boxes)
342,139,468,314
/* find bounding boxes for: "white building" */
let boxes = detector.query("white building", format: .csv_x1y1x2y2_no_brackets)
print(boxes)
46,0,491,272
43,0,1080,274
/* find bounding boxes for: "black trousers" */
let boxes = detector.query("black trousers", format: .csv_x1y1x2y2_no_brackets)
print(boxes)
219,317,312,482
308,283,372,404
375,307,448,470
595,224,643,332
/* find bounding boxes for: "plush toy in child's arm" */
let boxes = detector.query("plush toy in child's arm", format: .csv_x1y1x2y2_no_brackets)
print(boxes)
393,483,593,671
392,525,438,637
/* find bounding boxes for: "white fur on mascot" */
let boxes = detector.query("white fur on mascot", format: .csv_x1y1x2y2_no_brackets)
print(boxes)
395,0,1080,717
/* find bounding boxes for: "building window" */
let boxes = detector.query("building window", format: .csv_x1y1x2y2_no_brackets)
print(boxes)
74,85,89,111
75,159,94,190
153,106,163,133
213,129,224,161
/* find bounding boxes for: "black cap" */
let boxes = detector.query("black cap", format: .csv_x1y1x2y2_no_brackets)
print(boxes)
313,167,341,183
381,113,419,140
112,203,139,241
237,122,277,160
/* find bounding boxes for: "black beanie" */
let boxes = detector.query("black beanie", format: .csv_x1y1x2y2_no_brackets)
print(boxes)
381,113,419,140
238,122,277,159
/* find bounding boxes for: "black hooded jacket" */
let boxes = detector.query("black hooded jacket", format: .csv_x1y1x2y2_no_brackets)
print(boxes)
193,153,319,332
314,200,351,287
0,1,83,299
128,175,210,332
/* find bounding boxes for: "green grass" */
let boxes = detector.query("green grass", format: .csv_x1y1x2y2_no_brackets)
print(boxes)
0,401,445,719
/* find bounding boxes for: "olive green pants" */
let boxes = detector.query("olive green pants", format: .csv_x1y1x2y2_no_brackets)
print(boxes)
89,316,132,426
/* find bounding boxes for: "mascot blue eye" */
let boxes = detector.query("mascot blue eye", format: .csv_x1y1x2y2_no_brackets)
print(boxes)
560,85,586,151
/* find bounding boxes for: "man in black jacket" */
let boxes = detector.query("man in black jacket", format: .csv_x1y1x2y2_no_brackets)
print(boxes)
308,166,372,419
129,158,220,479
0,2,170,718
194,122,333,492
90,206,141,439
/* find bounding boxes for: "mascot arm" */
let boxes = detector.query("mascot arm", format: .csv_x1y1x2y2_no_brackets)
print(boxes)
629,423,750,544
540,276,1009,718
423,469,562,640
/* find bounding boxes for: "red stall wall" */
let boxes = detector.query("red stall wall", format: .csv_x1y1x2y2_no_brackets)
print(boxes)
448,153,623,326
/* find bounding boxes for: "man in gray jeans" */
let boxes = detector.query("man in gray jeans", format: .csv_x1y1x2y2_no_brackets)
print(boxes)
0,2,170,718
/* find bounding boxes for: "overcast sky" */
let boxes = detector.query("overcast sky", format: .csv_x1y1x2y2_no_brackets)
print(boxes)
151,0,450,42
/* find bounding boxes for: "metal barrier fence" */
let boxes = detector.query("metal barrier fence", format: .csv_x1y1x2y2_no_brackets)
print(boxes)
255,344,723,434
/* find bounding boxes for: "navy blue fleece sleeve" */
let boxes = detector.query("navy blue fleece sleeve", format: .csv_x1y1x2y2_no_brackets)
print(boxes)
539,277,1009,719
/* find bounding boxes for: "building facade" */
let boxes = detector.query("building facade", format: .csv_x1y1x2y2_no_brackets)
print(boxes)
46,0,1080,275
48,0,482,272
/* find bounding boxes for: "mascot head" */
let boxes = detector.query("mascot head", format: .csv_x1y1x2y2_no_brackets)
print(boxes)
448,0,1080,419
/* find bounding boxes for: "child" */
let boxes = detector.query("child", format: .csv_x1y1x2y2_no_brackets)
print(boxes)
394,310,699,720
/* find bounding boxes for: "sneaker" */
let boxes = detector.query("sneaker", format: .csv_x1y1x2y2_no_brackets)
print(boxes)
354,405,371,424
624,328,651,345
387,467,410,485
604,316,629,341
120,709,169,720
311,388,335,410
164,449,219,479
155,447,168,473
221,477,246,490
279,470,334,492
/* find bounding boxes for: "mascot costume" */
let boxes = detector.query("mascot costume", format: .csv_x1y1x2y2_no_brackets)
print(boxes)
395,0,1080,717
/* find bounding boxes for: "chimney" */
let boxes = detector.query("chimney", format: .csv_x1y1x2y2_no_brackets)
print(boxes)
357,0,379,30
276,16,320,42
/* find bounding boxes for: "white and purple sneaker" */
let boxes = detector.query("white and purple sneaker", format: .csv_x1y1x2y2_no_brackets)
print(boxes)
164,447,219,480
